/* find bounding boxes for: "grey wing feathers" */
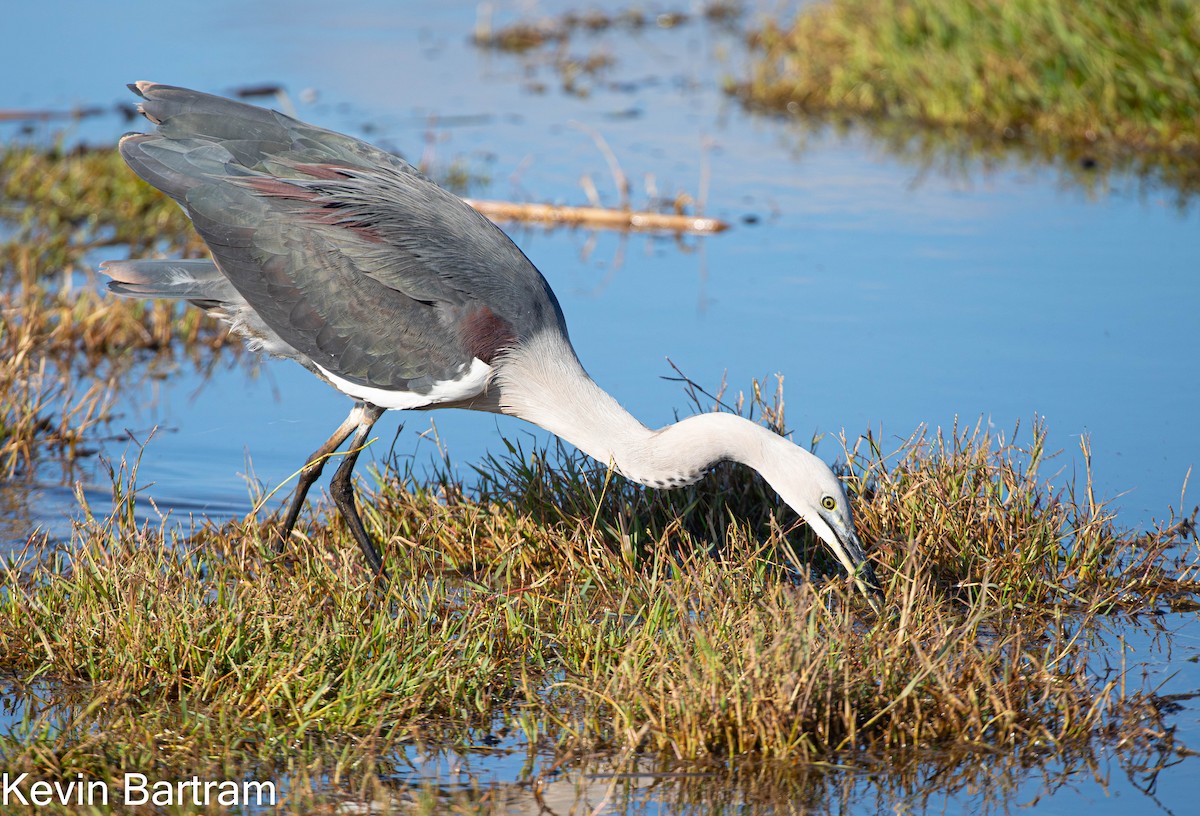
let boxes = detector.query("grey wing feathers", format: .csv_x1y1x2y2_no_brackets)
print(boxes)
128,81,423,181
115,82,567,394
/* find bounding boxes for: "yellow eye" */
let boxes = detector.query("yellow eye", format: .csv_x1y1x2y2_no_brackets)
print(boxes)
821,496,837,511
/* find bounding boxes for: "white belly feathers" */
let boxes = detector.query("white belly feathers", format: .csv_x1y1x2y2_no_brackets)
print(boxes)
313,357,493,410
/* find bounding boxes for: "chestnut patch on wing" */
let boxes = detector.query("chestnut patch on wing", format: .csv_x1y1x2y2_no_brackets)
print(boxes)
292,162,356,181
242,175,383,243
243,176,315,201
460,306,516,364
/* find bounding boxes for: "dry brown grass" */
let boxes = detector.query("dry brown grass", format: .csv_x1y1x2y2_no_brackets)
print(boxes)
0,144,234,475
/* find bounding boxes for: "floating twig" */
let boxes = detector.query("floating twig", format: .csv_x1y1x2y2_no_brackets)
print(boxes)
0,106,105,123
463,198,730,233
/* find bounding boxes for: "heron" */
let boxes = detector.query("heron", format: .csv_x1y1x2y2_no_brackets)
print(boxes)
102,82,880,604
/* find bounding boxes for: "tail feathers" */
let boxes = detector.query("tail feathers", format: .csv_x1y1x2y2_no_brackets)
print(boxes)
101,259,238,302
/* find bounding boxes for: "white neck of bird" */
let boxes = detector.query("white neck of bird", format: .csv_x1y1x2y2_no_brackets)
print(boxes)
496,331,798,489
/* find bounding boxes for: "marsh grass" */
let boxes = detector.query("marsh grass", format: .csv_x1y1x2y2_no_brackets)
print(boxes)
847,419,1200,610
737,0,1200,187
0,144,235,474
0,403,1195,811
0,144,204,268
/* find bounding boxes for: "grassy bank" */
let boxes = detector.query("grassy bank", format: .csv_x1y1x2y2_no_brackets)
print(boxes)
0,418,1195,811
737,0,1200,156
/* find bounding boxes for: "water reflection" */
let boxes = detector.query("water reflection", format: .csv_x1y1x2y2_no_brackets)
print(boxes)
768,113,1200,214
0,672,1181,816
355,728,1186,815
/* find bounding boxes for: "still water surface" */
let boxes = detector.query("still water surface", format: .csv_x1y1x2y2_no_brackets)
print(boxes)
2,1,1197,812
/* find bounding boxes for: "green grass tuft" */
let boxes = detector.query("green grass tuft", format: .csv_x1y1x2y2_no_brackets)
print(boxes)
737,0,1200,157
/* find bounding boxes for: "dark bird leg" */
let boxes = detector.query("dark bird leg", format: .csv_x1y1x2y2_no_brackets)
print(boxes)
275,403,367,554
329,402,389,580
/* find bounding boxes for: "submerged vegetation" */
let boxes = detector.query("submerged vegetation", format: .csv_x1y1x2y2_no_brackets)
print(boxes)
472,1,741,97
737,0,1200,184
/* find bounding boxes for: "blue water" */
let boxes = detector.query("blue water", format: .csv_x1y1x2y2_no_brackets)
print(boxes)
2,0,1198,812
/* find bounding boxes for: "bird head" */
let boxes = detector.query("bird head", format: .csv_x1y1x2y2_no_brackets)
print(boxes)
757,440,883,610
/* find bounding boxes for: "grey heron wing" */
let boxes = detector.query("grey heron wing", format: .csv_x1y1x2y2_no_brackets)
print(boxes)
181,180,473,391
130,82,425,183
120,82,569,390
127,82,565,325
119,140,471,390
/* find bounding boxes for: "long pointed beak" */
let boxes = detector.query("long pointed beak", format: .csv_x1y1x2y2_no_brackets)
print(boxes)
826,524,884,613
